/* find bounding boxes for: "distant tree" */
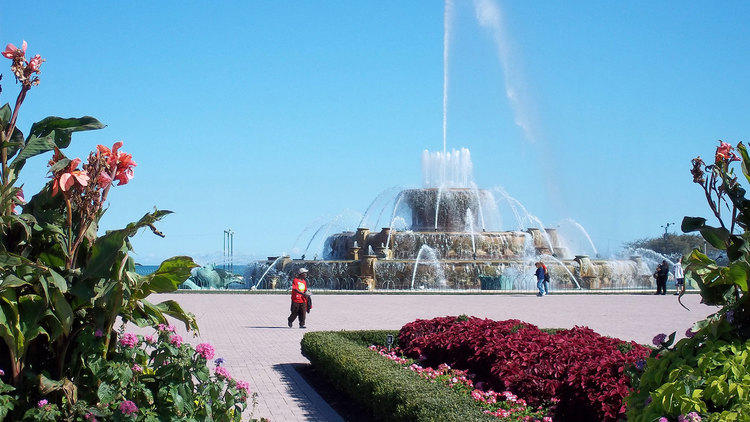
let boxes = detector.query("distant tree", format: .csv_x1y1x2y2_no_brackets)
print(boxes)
624,234,726,264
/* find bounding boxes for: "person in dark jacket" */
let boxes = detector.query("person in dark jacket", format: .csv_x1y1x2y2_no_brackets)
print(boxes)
535,262,546,297
655,260,670,295
288,268,310,328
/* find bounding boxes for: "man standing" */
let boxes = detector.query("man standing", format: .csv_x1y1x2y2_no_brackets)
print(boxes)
541,262,550,295
288,268,310,328
655,260,670,295
535,262,546,297
673,257,685,295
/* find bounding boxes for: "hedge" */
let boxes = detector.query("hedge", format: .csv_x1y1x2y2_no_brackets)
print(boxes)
300,330,496,422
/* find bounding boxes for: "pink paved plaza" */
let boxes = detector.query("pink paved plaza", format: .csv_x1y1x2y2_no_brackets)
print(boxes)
148,293,715,421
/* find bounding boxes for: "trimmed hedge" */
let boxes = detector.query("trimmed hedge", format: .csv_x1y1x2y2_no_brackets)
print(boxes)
301,330,496,422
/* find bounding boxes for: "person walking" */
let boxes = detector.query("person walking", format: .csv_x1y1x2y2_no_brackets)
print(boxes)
673,257,685,295
535,262,546,297
288,268,310,328
654,260,670,295
541,262,550,295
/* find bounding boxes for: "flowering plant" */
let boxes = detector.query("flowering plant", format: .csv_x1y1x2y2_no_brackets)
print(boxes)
398,316,649,422
0,40,202,419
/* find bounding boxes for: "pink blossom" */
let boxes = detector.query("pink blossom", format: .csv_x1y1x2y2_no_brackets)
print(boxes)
132,364,142,373
119,400,138,415
196,343,215,360
27,54,44,72
169,334,183,347
94,329,103,338
51,158,89,196
37,399,48,407
157,323,176,332
215,366,232,380
96,172,112,189
0,369,4,376
145,335,155,344
119,333,137,349
237,380,250,394
658,418,668,422
2,41,26,60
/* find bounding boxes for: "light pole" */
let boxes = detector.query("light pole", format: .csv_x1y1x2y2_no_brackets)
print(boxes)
660,222,674,238
223,229,234,273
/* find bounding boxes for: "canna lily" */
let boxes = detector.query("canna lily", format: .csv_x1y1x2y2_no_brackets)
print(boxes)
27,54,44,72
52,158,89,196
1,41,26,60
715,141,740,163
97,141,137,185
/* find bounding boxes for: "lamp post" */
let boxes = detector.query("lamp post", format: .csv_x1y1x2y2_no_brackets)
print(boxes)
660,222,674,238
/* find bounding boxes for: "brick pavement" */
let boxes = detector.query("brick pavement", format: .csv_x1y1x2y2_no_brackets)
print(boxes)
145,293,715,421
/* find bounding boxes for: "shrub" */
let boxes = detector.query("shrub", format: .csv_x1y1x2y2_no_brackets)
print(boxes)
301,330,496,422
626,319,750,421
398,316,649,421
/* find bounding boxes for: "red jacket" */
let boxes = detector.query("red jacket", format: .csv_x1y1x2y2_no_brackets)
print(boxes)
291,278,308,304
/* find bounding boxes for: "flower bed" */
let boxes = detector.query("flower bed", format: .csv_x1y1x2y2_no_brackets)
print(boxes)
398,316,650,421
369,345,552,421
301,330,498,421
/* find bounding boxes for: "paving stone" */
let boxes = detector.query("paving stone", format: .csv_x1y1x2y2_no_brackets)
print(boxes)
133,293,713,421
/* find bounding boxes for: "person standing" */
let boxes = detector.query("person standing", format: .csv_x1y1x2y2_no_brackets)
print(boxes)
655,260,670,295
673,257,685,295
288,268,310,328
535,262,546,297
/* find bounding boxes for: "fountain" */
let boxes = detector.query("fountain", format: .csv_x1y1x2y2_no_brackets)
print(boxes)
249,148,652,291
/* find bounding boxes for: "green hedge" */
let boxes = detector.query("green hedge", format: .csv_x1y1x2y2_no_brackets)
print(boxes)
301,330,496,422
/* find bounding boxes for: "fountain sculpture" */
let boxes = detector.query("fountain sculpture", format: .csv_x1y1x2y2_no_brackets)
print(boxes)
247,149,654,291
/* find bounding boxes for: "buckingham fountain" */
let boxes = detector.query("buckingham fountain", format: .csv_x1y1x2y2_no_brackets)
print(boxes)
244,148,656,292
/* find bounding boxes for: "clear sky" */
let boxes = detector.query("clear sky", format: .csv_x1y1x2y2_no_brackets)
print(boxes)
2,1,749,264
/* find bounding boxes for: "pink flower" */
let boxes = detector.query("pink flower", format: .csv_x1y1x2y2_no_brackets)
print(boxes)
132,364,142,373
52,158,89,196
14,188,25,205
215,366,232,380
237,380,250,394
0,369,4,376
659,418,668,422
37,399,48,407
119,400,138,415
145,335,155,344
96,172,112,189
2,41,26,60
169,334,182,347
27,54,44,72
716,141,740,163
94,329,103,338
157,323,176,332
196,343,215,360
119,333,137,349
96,141,137,185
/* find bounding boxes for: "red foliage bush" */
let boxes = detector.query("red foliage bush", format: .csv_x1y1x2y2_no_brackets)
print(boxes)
398,316,649,422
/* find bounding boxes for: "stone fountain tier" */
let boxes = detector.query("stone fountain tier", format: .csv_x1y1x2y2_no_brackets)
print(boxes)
255,257,655,291
402,188,495,231
324,228,570,261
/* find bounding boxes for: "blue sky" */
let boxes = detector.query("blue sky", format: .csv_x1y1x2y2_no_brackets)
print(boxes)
2,1,749,264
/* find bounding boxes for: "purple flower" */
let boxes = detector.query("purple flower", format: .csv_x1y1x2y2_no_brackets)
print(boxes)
196,343,215,360
94,329,103,338
157,324,176,332
685,328,696,338
214,357,225,366
0,369,4,376
635,359,646,371
726,310,735,324
132,364,142,373
144,335,155,344
645,396,653,406
679,412,702,422
119,400,138,415
659,418,668,422
37,399,48,407
119,333,137,349
652,333,667,346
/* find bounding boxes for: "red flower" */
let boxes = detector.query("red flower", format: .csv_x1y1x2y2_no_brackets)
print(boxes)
52,158,89,196
715,141,740,163
27,54,44,72
96,141,137,185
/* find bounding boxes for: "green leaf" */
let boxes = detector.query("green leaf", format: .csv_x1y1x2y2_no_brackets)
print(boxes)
154,299,199,332
137,256,197,297
727,262,749,292
0,103,10,124
9,116,105,172
699,226,730,250
0,274,29,290
682,217,707,233
51,290,73,336
737,142,750,185
84,210,173,280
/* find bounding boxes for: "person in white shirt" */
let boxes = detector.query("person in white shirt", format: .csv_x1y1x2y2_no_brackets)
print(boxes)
673,256,685,295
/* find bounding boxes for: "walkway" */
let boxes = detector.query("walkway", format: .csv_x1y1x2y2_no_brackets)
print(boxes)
147,293,715,421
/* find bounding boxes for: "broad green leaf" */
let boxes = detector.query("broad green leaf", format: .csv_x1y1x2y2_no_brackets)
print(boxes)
728,262,750,291
700,226,730,250
0,274,29,290
682,217,707,233
51,290,73,336
137,256,197,298
0,103,10,124
48,269,68,293
154,299,198,332
737,142,750,185
9,116,105,172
